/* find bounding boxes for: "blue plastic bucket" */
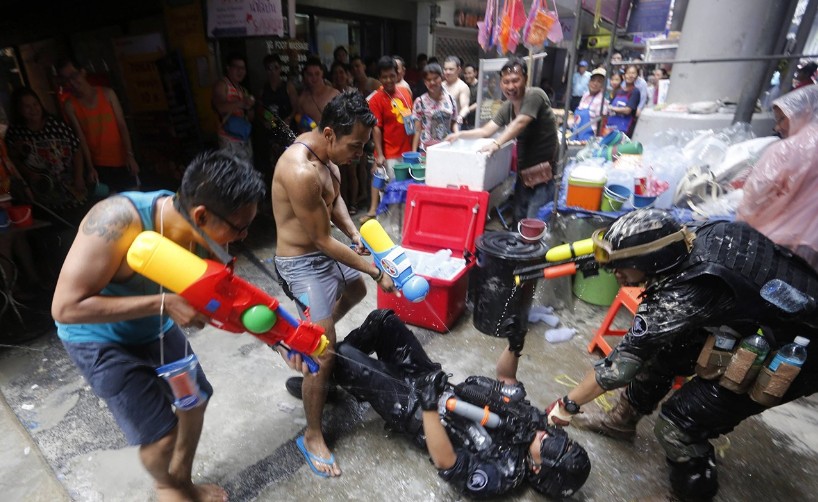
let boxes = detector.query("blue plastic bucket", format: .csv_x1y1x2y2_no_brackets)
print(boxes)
372,167,389,189
632,194,657,208
402,151,422,164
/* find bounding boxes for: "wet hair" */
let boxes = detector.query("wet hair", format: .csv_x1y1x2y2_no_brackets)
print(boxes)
423,63,444,78
501,57,527,76
179,150,265,216
302,57,326,77
263,53,282,69
9,87,49,126
319,89,377,137
377,55,398,76
444,55,461,67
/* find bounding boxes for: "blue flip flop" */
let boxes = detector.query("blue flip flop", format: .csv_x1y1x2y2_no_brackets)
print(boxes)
295,435,335,478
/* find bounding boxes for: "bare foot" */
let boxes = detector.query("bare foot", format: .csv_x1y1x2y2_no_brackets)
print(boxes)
303,435,341,477
156,483,228,502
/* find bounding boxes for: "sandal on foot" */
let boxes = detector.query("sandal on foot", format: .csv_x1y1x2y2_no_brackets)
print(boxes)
295,436,335,478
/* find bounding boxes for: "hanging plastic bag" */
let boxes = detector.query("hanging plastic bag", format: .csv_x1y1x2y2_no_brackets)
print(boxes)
478,0,497,52
498,0,527,54
523,0,557,48
546,7,563,43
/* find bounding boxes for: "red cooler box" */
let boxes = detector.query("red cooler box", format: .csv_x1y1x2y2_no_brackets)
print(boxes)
377,185,489,332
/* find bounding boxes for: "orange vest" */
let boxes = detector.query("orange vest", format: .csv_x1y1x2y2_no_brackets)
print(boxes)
70,87,125,167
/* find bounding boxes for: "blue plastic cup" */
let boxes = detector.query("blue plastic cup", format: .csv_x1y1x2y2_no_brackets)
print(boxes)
156,354,206,410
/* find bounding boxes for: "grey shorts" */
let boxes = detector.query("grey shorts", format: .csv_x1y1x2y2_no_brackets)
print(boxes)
274,251,361,321
62,325,213,445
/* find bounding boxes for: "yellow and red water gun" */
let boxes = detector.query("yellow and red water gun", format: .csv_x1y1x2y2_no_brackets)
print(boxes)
127,231,328,372
513,238,597,285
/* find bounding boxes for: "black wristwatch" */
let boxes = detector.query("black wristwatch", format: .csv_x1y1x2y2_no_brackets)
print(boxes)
561,396,580,414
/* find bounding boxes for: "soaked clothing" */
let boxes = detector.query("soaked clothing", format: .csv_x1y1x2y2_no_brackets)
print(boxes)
57,190,213,446
274,251,360,322
334,310,536,498
599,221,818,412
56,190,175,345
62,325,213,445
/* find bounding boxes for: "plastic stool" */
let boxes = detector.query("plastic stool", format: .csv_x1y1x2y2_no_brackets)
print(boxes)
588,286,686,390
587,286,644,356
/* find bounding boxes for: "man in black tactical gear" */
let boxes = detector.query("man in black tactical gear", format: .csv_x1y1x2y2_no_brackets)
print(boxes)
292,308,591,498
545,208,818,501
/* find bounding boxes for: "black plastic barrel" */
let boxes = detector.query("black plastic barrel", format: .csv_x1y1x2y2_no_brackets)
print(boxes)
469,232,548,336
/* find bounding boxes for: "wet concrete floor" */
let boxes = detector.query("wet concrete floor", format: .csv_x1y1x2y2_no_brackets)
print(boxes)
1,213,817,501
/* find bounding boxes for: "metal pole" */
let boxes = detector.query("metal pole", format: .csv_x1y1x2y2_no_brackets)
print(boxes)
734,0,794,124
558,0,585,169
288,0,297,40
761,0,800,98
599,0,624,128
779,0,818,96
619,53,818,66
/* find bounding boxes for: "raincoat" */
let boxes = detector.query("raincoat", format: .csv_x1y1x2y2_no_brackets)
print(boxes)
736,85,818,270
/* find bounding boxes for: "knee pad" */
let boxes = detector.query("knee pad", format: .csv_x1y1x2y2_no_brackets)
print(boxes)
654,414,713,462
594,348,642,390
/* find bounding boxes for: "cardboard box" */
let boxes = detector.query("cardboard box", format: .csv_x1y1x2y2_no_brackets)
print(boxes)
377,185,489,332
425,138,512,191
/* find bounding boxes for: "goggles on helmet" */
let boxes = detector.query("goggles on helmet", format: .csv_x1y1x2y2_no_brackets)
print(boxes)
591,227,694,268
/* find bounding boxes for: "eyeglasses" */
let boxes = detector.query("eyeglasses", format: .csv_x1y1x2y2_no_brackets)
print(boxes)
501,65,525,76
209,207,251,234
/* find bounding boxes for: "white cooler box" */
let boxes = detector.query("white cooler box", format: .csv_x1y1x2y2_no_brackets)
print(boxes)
425,138,512,191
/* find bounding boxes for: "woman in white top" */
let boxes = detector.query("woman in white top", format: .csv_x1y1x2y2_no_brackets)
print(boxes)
442,56,470,128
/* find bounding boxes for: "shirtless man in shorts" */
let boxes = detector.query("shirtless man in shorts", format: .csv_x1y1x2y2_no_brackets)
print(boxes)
272,90,395,477
297,58,340,131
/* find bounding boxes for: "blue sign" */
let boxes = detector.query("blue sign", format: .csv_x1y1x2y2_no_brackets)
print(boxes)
627,0,672,34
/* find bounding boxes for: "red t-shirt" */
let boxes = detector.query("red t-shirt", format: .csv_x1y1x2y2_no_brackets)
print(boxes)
368,86,413,159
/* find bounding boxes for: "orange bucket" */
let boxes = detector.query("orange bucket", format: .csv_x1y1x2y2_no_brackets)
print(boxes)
8,205,33,228
566,166,606,211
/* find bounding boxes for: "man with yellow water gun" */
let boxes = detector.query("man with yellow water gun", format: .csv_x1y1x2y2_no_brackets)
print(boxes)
52,150,265,502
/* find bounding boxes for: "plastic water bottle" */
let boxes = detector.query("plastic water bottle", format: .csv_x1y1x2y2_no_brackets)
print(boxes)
740,329,771,366
545,327,577,344
713,326,740,352
721,328,771,393
466,423,492,451
761,279,815,314
768,336,809,371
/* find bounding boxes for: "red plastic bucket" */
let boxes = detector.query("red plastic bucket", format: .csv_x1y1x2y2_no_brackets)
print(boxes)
8,205,33,228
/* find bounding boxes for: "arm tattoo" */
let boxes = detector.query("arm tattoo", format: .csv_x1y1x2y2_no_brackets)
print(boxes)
82,197,135,242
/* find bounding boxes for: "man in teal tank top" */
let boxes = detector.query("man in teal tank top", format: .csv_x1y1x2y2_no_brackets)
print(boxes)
52,150,265,501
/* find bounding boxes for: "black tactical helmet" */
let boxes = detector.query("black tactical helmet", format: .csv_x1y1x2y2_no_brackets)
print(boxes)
525,426,591,498
592,208,694,275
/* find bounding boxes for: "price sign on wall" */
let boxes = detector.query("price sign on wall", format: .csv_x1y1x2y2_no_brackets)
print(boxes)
207,0,285,38
265,39,310,82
